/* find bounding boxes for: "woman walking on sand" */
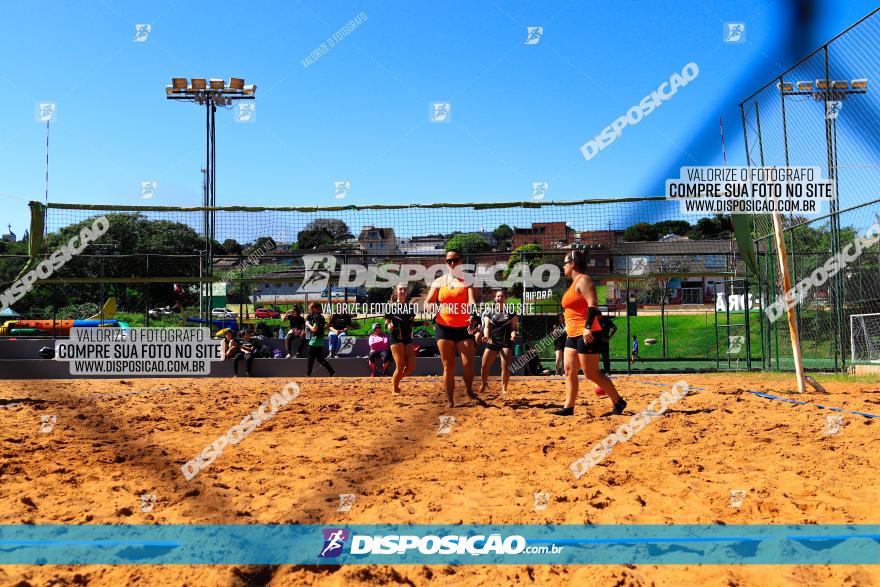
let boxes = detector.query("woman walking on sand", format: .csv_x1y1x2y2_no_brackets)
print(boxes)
385,282,418,393
554,250,626,417
478,289,517,395
425,249,478,407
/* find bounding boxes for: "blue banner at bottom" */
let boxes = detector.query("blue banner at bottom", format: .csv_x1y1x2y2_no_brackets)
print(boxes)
0,525,877,565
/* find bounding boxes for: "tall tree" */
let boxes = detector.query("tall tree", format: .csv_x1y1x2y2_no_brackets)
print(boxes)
623,222,659,242
445,233,491,256
297,219,352,249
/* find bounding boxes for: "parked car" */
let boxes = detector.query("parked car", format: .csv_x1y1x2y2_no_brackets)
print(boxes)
148,307,174,318
254,307,281,319
212,308,237,318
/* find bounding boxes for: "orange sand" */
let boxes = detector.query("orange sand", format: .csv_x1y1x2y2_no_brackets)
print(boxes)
1,373,878,586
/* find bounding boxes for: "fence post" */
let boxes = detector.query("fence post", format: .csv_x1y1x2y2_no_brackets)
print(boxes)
625,279,631,376
744,277,751,371
713,283,720,370
756,246,766,371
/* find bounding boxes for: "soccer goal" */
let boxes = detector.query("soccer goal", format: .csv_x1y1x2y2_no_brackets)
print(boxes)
850,313,880,365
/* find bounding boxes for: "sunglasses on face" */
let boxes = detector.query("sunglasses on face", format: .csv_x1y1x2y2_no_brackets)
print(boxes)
446,257,462,265
563,259,573,266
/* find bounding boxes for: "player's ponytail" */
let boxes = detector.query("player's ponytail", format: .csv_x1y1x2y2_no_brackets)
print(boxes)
566,249,588,273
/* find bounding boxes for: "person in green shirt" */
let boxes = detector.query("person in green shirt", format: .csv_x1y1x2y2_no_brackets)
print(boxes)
305,302,335,377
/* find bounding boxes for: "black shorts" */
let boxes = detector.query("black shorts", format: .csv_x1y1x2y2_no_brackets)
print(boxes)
564,335,599,354
554,335,566,351
486,340,512,352
435,323,471,342
389,335,413,346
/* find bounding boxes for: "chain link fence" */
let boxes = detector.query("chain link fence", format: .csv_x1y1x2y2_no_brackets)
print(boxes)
741,8,880,371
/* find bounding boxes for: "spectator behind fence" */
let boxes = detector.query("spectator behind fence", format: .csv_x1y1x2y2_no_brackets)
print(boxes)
282,305,306,358
223,330,241,362
368,322,391,376
328,312,352,357
524,347,552,376
234,330,264,377
597,314,618,374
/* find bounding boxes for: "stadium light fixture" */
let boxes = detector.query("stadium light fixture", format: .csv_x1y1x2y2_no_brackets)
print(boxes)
165,75,256,326
778,77,867,100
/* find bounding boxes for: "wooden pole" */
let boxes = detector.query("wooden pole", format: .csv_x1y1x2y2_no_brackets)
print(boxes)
771,212,806,393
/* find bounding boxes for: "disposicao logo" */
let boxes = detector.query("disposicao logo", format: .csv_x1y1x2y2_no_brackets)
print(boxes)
319,528,349,558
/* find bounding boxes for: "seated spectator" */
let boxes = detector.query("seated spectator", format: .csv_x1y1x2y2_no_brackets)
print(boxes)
222,330,241,360
282,305,306,358
368,322,391,377
234,330,264,377
524,349,552,376
327,312,352,357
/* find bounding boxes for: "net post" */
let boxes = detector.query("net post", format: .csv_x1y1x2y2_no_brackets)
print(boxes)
771,212,806,393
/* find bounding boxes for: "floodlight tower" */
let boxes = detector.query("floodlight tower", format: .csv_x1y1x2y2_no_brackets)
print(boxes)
776,76,866,371
165,77,256,323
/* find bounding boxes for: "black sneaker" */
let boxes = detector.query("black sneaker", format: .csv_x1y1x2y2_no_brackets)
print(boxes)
611,398,627,415
552,407,574,416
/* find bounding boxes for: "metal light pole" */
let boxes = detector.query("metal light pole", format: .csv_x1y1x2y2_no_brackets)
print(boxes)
777,75,867,370
166,77,256,325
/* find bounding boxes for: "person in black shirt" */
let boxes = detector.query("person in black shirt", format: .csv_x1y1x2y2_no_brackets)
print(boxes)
282,305,307,358
385,282,417,394
327,312,352,357
524,349,552,375
479,289,518,395
553,313,566,375
234,330,263,377
596,314,618,374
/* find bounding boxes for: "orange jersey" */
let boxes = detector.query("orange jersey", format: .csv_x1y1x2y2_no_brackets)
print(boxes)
436,278,471,327
561,276,601,337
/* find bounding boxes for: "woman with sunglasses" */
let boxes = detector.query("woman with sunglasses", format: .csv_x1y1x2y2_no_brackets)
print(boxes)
426,248,478,407
556,250,626,416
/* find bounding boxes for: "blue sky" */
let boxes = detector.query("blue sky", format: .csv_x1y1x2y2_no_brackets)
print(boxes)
1,0,877,237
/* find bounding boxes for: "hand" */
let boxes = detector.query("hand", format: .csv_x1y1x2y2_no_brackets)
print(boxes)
582,330,594,344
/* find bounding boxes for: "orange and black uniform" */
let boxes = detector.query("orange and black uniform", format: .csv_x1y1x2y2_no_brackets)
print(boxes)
434,277,471,342
561,275,602,354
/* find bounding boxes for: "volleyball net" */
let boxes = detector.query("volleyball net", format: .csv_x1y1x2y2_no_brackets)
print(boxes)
0,197,759,371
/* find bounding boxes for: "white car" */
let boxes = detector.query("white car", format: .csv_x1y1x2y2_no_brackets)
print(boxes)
148,307,174,317
211,308,237,318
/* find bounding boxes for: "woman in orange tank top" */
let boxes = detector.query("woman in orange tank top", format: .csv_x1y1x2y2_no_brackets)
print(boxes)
426,248,480,407
556,250,626,417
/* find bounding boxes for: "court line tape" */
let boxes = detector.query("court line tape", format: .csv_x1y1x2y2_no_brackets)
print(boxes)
632,379,880,419
632,379,705,391
744,389,880,419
